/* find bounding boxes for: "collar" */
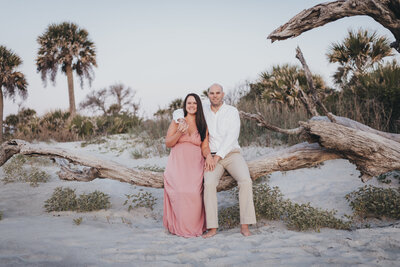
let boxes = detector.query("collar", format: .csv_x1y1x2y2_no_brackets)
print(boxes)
208,102,225,113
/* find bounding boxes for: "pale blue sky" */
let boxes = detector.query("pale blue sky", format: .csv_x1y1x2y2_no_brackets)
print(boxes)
1,0,398,118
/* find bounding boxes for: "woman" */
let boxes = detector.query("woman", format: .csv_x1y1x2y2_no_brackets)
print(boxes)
163,93,210,237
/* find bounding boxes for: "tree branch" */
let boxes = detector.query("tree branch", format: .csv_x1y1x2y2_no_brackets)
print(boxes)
268,0,400,52
295,46,336,122
240,111,304,135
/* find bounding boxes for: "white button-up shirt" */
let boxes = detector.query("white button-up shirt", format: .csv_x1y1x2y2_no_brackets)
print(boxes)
173,102,241,159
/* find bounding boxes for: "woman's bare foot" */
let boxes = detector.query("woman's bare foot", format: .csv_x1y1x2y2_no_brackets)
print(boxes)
202,228,217,238
240,224,252,236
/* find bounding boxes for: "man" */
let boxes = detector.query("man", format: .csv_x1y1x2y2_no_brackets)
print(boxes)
173,83,256,237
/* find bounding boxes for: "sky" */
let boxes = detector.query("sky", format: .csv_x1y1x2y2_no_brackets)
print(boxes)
1,0,398,118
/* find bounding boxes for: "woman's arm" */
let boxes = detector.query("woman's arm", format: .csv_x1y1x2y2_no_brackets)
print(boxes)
201,130,215,171
165,120,185,148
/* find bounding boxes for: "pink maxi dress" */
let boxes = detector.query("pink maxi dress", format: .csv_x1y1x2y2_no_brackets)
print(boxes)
163,132,206,237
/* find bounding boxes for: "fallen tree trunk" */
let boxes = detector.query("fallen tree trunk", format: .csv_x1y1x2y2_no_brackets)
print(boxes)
241,111,400,182
268,0,400,52
301,120,400,181
0,139,340,191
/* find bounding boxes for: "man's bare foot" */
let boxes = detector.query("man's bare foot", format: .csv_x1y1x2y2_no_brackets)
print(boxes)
202,228,217,238
240,224,252,237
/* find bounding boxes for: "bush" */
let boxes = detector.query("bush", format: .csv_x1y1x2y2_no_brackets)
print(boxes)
96,113,141,135
253,184,286,220
70,115,95,137
44,187,78,212
345,185,400,219
218,205,240,230
377,171,400,185
77,191,111,212
44,187,111,212
124,191,157,211
2,155,50,187
218,183,351,231
284,202,350,231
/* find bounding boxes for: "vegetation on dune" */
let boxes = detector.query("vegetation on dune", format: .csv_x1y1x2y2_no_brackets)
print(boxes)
124,191,158,211
44,187,111,212
219,183,351,232
2,154,51,187
346,185,400,220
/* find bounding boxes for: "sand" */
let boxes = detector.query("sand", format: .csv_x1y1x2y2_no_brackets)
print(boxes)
0,136,399,266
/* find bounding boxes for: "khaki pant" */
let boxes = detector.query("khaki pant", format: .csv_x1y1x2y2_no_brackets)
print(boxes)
204,149,257,229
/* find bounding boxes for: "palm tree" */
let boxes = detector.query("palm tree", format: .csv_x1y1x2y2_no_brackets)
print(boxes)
36,22,97,116
245,64,329,107
0,46,28,140
326,29,393,87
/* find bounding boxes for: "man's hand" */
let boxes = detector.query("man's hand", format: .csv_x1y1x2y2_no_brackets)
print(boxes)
213,155,221,165
204,154,215,172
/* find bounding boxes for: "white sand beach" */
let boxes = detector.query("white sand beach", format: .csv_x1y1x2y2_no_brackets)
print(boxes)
0,137,399,266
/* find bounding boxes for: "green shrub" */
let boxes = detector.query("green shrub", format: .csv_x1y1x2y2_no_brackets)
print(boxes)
96,113,141,135
131,117,170,142
77,191,111,212
44,187,111,212
218,205,240,230
70,115,95,137
253,184,286,220
0,211,2,220
44,187,78,212
377,171,400,185
284,202,350,231
124,191,157,211
2,155,50,187
218,183,351,231
345,185,400,219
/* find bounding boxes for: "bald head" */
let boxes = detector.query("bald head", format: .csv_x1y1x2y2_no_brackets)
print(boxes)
208,83,223,93
207,83,224,109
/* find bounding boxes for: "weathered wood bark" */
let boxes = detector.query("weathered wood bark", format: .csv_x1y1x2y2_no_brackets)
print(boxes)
301,120,400,181
241,112,400,182
0,139,340,191
217,142,341,191
268,0,400,52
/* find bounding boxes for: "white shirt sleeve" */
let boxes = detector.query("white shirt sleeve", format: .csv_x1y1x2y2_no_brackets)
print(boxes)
216,108,240,159
172,109,184,123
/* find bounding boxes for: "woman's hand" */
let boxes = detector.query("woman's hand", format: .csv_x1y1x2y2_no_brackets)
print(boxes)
177,118,188,133
204,154,215,172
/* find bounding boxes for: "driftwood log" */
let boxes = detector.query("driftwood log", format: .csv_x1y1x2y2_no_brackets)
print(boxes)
0,139,340,191
268,0,400,53
241,112,400,182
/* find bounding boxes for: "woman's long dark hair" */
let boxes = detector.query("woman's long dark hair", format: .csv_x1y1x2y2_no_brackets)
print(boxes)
183,93,207,141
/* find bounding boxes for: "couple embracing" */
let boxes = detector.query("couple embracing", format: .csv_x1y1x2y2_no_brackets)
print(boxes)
163,83,256,238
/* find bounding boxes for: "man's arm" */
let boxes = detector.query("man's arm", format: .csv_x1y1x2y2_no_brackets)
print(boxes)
172,109,184,123
215,108,240,159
